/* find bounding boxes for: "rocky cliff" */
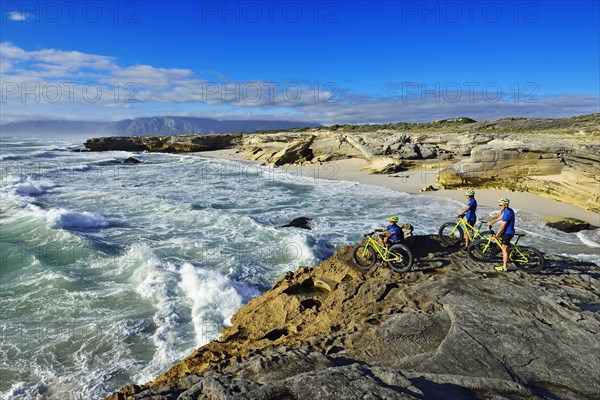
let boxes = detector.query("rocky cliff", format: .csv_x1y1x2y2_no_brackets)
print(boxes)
106,236,600,400
85,114,600,212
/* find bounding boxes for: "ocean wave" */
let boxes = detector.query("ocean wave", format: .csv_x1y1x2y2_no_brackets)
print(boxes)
0,154,22,161
179,263,245,346
67,164,91,172
130,245,193,383
576,230,600,248
558,252,600,266
11,178,56,197
46,208,111,230
1,380,48,400
29,150,59,159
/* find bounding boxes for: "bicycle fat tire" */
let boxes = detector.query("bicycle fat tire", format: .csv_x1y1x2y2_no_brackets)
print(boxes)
467,239,498,262
512,246,545,273
353,244,376,270
439,222,464,246
387,243,414,273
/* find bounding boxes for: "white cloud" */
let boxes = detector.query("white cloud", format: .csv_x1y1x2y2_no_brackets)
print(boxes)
1,44,116,79
1,42,598,125
0,43,30,59
108,65,194,89
7,11,30,22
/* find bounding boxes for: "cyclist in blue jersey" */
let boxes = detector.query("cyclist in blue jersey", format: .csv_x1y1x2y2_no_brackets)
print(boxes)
490,198,515,272
375,216,402,248
456,189,478,248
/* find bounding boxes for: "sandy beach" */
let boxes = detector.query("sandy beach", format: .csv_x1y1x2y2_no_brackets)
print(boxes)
196,149,600,227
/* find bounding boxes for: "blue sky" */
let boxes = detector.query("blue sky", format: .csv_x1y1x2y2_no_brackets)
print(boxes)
1,0,599,124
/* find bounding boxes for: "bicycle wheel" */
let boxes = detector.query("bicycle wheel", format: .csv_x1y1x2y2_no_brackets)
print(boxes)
438,222,463,246
387,244,414,273
512,246,545,273
352,244,376,270
467,239,498,261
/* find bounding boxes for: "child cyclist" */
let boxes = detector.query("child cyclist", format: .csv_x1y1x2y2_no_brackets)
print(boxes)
375,216,402,248
456,189,477,248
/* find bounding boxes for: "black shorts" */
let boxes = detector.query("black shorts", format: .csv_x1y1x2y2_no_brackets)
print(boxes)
501,234,514,244
465,219,476,231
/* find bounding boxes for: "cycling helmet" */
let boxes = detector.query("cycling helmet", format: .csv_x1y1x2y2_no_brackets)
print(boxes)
465,189,475,196
389,216,399,222
497,198,510,206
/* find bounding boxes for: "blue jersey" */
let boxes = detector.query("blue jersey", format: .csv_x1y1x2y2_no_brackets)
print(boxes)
501,208,516,234
465,198,477,222
387,224,402,241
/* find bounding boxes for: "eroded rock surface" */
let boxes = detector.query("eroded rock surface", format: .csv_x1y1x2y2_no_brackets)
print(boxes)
106,236,600,400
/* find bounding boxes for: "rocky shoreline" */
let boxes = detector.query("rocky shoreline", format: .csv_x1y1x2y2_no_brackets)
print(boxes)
85,114,600,213
90,114,600,399
106,235,600,400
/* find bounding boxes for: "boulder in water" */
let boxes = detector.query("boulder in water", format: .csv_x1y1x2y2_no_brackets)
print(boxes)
282,217,311,230
123,157,142,164
544,216,591,232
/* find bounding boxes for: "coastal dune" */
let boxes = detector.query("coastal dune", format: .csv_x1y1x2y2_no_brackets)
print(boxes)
107,236,600,399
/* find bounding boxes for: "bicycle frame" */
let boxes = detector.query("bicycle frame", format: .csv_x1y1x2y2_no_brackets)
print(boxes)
467,229,545,273
451,219,488,242
477,234,528,262
362,236,402,262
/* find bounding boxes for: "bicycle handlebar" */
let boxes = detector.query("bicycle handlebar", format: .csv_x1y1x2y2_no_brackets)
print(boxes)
364,231,381,237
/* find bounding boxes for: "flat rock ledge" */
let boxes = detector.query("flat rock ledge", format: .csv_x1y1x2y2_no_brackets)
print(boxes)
106,236,600,400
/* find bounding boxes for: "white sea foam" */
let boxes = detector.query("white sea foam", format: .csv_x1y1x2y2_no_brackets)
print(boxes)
13,178,55,197
1,381,47,400
45,208,111,230
559,252,600,264
179,263,244,346
576,230,600,248
130,244,192,383
0,153,22,161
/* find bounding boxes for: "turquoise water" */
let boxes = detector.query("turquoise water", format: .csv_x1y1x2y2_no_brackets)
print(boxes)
1,136,598,399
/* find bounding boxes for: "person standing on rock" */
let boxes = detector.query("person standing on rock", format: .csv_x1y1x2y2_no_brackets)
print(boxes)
456,189,477,249
489,198,515,272
375,216,402,248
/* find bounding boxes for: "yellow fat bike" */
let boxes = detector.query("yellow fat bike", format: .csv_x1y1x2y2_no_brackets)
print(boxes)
438,218,493,246
353,232,414,273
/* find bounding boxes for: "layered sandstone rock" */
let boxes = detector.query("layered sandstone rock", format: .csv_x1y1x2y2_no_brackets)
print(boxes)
435,138,600,212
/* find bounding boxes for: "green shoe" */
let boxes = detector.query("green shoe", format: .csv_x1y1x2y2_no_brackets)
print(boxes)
494,266,507,272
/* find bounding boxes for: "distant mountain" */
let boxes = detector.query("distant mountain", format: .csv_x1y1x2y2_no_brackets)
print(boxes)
0,117,321,136
105,117,320,135
0,120,107,136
